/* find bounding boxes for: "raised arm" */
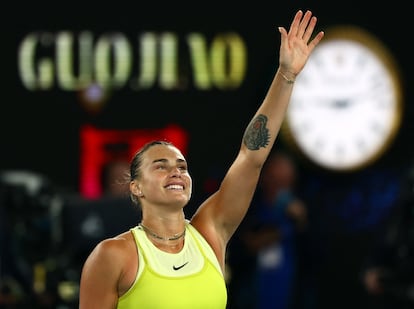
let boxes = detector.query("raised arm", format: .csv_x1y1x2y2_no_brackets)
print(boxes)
191,10,324,262
243,10,324,164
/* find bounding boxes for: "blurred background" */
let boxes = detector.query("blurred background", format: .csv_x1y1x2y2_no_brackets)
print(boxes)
1,1,412,308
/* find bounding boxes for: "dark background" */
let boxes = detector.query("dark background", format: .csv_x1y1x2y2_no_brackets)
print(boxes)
1,1,412,308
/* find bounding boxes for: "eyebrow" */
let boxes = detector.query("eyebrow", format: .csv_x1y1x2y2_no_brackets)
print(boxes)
152,158,186,164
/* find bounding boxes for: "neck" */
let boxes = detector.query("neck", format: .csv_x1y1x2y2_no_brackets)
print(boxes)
139,222,186,241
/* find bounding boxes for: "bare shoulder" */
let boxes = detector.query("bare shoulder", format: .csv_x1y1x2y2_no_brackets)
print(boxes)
190,203,226,268
191,199,217,242
94,230,134,256
79,230,138,305
82,230,137,275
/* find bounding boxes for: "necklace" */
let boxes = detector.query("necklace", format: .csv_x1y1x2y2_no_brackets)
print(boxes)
139,223,186,241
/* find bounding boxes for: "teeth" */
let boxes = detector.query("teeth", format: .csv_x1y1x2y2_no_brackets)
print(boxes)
166,185,183,190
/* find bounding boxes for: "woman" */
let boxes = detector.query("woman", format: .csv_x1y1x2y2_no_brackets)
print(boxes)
79,10,324,308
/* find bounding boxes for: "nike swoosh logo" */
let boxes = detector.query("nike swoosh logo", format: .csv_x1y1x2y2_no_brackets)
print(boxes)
173,262,189,270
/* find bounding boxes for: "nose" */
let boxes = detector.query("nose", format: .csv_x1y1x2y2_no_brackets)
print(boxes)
169,166,182,177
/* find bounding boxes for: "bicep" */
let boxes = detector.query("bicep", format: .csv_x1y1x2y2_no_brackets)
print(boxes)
195,153,262,242
218,157,261,224
79,241,121,309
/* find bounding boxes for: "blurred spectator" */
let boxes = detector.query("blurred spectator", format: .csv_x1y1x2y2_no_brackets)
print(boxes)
227,150,309,309
361,164,414,309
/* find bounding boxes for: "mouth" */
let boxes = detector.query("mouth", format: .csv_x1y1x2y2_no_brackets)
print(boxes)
165,184,184,190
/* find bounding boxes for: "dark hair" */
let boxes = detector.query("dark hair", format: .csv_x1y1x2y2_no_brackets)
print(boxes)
129,140,174,205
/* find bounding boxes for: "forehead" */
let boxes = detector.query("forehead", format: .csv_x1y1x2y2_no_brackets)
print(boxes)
143,144,186,163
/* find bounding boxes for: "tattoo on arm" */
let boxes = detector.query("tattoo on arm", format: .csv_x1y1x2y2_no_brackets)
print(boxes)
243,114,270,150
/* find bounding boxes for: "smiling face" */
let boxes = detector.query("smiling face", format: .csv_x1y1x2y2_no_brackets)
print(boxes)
132,144,193,211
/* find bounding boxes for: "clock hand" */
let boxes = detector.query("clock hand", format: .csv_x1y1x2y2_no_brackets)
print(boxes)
332,99,351,108
312,97,351,109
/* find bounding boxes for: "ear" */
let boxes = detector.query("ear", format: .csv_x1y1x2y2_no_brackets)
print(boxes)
130,181,141,196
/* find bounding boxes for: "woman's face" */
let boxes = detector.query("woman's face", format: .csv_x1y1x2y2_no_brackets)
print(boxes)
137,144,192,209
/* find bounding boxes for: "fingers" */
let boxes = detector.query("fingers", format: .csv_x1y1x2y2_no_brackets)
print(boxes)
288,10,303,36
290,10,319,43
278,26,288,41
302,16,317,42
297,10,313,39
307,31,325,52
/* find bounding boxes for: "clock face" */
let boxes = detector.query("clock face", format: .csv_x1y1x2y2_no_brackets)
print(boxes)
282,26,403,171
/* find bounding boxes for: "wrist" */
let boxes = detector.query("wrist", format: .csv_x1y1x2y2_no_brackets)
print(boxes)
278,69,296,84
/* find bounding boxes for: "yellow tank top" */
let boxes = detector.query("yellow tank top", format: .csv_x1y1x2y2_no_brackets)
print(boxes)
117,222,227,308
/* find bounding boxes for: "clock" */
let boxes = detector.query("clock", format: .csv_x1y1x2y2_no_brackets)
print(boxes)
281,25,403,172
